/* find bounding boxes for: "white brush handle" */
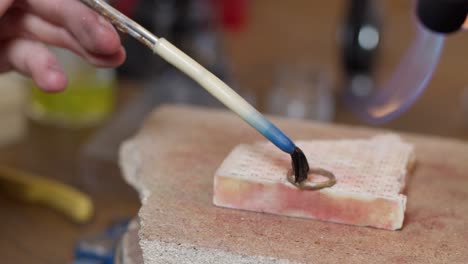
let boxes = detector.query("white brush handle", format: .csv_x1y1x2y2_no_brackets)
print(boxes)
80,0,295,153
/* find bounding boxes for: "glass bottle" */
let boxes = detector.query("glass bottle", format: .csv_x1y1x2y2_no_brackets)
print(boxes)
27,47,116,128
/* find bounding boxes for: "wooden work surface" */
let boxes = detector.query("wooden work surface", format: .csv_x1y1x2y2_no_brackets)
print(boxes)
0,83,141,264
123,105,468,263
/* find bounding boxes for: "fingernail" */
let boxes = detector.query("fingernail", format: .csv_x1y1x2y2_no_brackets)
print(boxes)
48,64,65,75
43,66,67,92
98,15,118,35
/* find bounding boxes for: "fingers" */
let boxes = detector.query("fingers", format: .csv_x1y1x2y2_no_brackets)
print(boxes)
0,38,67,92
0,0,14,16
0,9,125,67
86,47,126,68
17,0,122,56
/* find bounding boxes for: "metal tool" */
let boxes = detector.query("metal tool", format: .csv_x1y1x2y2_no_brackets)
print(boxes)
80,0,158,49
0,165,93,223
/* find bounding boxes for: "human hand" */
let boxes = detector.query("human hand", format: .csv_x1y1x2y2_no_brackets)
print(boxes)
0,0,126,92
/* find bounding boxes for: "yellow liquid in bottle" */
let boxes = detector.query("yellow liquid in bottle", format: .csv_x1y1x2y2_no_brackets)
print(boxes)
27,49,116,128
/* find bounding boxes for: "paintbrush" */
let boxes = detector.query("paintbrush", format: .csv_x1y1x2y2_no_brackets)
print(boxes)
80,0,311,184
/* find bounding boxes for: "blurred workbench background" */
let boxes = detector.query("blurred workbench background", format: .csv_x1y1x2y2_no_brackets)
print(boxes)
222,0,468,139
0,1,467,263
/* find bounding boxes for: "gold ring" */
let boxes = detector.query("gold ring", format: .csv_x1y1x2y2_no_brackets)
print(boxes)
287,168,336,190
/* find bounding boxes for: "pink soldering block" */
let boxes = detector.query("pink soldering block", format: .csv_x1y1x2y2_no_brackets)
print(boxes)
213,135,415,230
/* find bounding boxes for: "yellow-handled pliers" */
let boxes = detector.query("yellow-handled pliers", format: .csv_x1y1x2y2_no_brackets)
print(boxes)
0,165,93,223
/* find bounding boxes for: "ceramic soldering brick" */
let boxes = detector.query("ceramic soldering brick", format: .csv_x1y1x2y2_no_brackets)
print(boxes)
120,106,468,263
213,134,415,230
